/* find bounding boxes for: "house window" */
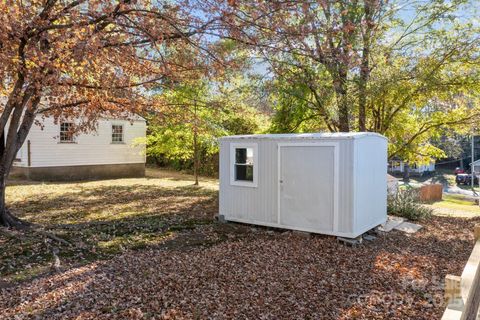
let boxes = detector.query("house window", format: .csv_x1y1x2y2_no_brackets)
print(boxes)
111,124,124,143
230,143,258,187
59,122,74,142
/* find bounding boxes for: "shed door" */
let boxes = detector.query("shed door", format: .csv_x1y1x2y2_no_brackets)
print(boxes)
279,145,336,232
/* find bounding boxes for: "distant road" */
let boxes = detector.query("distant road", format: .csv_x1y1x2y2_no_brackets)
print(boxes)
443,185,478,197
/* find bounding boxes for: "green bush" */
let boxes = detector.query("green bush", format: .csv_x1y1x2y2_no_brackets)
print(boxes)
387,189,433,221
148,151,219,177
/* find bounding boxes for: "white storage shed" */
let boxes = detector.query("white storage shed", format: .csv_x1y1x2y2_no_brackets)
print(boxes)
219,133,388,238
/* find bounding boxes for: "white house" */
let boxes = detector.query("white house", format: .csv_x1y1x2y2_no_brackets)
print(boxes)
388,160,435,176
219,133,388,238
470,160,480,175
11,116,146,181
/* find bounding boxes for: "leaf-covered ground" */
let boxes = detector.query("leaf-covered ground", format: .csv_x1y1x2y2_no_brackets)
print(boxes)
1,168,478,319
1,168,219,283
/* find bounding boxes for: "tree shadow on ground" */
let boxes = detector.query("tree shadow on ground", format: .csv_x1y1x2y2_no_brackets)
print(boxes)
10,184,217,224
429,174,450,186
1,183,220,283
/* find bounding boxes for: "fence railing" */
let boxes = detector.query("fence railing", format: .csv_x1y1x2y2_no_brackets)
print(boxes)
442,226,480,320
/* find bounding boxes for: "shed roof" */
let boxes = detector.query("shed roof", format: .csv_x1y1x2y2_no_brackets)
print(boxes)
219,132,387,141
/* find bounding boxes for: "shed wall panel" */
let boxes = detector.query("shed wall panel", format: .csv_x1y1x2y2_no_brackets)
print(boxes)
337,140,354,234
219,139,278,224
354,136,388,231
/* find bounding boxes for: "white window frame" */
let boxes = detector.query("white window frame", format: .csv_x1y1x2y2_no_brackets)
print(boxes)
111,124,124,144
59,122,75,143
230,142,258,188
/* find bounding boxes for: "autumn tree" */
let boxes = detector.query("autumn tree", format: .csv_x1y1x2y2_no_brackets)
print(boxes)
223,0,480,163
0,0,223,227
221,0,388,132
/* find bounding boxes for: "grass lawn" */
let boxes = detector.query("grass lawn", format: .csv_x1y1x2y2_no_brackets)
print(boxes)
398,169,480,217
427,194,480,218
1,167,479,319
1,168,220,283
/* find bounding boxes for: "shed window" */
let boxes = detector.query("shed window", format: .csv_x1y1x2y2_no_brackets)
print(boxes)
230,143,258,187
112,124,124,143
60,122,74,142
235,148,254,181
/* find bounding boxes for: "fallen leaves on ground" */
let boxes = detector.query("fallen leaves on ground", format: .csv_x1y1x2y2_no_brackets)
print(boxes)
0,168,478,319
1,216,478,319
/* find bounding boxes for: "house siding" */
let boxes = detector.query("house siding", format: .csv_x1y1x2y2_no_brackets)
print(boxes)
14,117,146,168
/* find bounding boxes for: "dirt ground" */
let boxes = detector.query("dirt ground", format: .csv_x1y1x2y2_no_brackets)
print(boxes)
1,168,478,319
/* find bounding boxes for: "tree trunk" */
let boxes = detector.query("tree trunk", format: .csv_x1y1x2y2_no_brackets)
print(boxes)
0,169,28,228
0,96,39,228
0,135,25,228
358,42,370,132
193,101,199,186
193,130,199,186
333,69,350,132
358,83,367,131
0,179,15,227
358,0,373,132
403,163,410,182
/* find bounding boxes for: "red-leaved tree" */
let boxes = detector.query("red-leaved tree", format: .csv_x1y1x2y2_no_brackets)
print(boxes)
0,0,223,227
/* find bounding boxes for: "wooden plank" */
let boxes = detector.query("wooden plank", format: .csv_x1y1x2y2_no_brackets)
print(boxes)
461,240,480,302
460,257,480,320
474,226,480,242
442,228,480,320
443,308,464,320
445,274,462,305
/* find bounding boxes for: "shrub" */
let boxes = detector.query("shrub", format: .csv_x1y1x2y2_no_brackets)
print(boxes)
387,189,433,221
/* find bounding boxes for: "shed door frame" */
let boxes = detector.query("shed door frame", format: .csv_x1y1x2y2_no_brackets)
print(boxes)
277,142,340,232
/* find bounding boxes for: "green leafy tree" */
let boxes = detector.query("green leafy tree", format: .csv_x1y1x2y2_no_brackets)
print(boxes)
224,0,480,164
145,77,268,182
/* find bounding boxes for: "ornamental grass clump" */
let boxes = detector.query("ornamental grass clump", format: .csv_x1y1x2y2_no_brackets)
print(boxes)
387,189,433,220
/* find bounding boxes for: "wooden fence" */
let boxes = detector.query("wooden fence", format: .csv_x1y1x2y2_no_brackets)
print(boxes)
418,184,443,202
442,226,480,320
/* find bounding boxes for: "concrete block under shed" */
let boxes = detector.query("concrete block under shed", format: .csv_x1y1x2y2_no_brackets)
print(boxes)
337,236,363,246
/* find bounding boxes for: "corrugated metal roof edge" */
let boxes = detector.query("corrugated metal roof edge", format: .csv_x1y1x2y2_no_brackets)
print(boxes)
218,132,388,141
